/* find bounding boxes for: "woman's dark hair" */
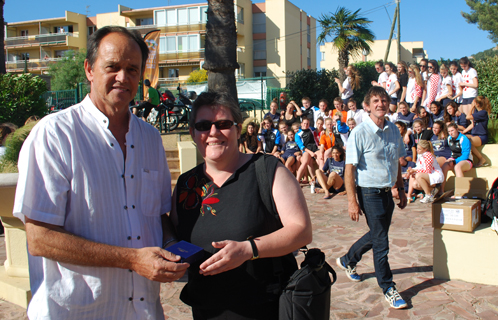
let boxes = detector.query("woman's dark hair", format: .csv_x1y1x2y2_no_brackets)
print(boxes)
395,121,407,134
263,116,275,129
331,145,345,162
432,120,448,140
431,101,443,115
428,59,439,74
449,61,459,69
416,106,430,128
459,56,473,68
246,122,256,135
86,26,149,73
444,101,458,123
447,122,459,131
190,91,242,129
385,62,396,73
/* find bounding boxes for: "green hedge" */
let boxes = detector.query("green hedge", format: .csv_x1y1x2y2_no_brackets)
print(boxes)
285,69,339,107
474,56,498,114
0,73,48,127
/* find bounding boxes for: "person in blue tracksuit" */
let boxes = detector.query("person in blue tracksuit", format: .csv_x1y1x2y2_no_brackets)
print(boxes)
441,122,473,191
258,116,281,156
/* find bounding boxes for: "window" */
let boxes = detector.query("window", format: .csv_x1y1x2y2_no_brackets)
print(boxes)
88,26,97,36
53,26,73,33
235,6,244,24
307,48,311,67
307,24,310,43
321,52,325,61
253,39,266,60
254,66,267,78
201,6,208,22
189,7,200,24
412,48,424,58
169,68,179,78
159,35,200,53
178,8,188,25
167,9,177,25
159,36,177,53
21,30,28,37
155,11,166,26
137,18,153,26
252,13,266,33
21,53,30,61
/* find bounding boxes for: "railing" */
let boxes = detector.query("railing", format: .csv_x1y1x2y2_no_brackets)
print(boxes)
5,33,76,47
159,50,205,61
128,23,206,35
5,58,63,70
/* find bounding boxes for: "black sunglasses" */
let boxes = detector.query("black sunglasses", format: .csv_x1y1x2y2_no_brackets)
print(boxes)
428,66,434,69
194,120,237,131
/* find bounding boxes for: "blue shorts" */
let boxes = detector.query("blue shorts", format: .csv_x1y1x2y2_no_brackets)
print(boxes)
475,134,488,145
281,153,296,161
329,184,346,193
342,96,353,105
462,97,475,105
441,98,451,107
390,97,398,105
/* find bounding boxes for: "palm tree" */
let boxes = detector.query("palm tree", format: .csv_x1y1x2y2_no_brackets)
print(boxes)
203,0,238,101
317,7,374,80
0,0,6,74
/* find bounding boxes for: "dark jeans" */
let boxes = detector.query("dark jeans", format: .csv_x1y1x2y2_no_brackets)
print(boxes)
342,186,395,294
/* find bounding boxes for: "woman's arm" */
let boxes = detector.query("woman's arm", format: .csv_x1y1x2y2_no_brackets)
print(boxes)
256,140,262,154
389,81,400,95
335,78,345,93
437,84,453,101
198,163,312,276
460,77,479,89
400,85,407,103
290,101,303,116
244,140,253,154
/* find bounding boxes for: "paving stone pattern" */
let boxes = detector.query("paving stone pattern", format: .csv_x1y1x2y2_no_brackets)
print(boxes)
2,190,498,319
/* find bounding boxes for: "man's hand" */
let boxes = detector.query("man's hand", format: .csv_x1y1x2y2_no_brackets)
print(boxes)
348,200,362,222
131,247,189,283
199,240,252,276
397,190,407,209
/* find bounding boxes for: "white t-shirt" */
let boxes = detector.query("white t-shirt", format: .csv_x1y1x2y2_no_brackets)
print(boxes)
406,77,415,104
378,71,388,86
462,67,478,99
386,74,399,98
452,72,464,103
347,109,365,125
422,71,428,82
437,75,452,99
341,77,353,99
14,96,171,320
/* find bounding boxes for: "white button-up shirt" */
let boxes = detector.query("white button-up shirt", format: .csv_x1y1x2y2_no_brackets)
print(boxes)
14,95,171,320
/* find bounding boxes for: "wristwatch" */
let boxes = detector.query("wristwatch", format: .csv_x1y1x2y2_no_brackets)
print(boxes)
248,238,259,260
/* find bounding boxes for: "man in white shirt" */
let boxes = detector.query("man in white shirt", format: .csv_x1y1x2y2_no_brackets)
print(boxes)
371,60,389,89
13,26,188,319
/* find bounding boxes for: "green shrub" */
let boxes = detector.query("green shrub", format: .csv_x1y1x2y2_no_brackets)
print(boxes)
0,74,48,127
487,117,498,144
48,50,87,91
0,121,38,173
351,61,377,105
187,68,208,83
285,69,339,107
474,56,498,113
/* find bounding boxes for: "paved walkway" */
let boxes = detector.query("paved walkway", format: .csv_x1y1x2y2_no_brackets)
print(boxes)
2,189,498,319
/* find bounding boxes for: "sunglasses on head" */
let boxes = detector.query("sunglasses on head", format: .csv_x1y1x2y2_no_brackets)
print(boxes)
194,120,237,131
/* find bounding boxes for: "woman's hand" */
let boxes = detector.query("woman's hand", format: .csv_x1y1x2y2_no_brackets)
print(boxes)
199,240,253,276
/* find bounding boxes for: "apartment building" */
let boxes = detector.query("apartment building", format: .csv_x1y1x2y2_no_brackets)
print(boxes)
320,39,427,70
3,0,316,87
4,11,87,74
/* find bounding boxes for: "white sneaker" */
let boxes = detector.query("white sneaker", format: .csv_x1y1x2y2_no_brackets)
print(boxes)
310,182,315,194
420,194,434,204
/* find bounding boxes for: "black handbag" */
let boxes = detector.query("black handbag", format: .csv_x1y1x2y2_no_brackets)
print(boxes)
255,155,336,320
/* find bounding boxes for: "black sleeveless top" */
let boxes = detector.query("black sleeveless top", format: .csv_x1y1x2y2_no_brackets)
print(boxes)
175,155,298,309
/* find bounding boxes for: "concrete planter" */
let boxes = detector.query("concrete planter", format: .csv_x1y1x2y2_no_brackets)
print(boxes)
0,173,31,308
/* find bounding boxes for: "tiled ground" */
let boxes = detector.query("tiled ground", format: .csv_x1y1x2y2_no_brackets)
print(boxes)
1,189,498,319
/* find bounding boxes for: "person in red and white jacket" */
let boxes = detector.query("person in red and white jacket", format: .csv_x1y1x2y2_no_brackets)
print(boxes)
423,60,441,111
406,140,444,203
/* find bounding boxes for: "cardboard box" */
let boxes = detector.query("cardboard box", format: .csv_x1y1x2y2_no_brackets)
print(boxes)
432,199,481,232
432,177,487,232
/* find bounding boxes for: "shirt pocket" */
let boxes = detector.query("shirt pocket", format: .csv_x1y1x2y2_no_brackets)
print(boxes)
141,169,161,216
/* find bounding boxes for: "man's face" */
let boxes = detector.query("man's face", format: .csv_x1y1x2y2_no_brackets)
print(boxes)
368,94,389,121
302,99,311,109
85,32,142,113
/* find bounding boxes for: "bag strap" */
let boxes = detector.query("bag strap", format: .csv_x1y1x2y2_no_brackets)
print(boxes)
255,154,281,223
324,261,337,285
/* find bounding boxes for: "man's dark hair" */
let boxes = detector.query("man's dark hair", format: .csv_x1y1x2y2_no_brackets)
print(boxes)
364,86,389,106
86,26,149,72
190,91,242,129
420,58,428,64
144,79,151,87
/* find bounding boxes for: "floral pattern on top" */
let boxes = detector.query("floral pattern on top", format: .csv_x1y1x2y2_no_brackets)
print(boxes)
178,171,219,216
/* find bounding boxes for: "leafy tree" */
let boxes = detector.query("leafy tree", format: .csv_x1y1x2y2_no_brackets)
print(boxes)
462,0,498,43
48,50,87,90
0,73,48,127
472,47,498,60
285,69,339,107
204,0,238,101
187,68,208,83
317,7,374,80
0,0,5,74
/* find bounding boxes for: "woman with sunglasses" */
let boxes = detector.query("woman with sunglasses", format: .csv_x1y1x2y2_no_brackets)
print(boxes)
171,91,312,319
422,60,441,112
458,57,479,116
406,64,423,113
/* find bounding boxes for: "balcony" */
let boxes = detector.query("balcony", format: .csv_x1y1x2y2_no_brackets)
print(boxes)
159,50,205,62
128,23,206,36
5,33,77,48
5,58,63,71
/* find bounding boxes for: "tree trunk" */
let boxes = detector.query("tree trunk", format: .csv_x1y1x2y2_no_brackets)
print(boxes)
337,49,349,81
0,0,6,74
204,0,239,101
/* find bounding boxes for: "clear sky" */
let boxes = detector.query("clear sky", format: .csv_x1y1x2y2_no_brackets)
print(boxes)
4,0,495,62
